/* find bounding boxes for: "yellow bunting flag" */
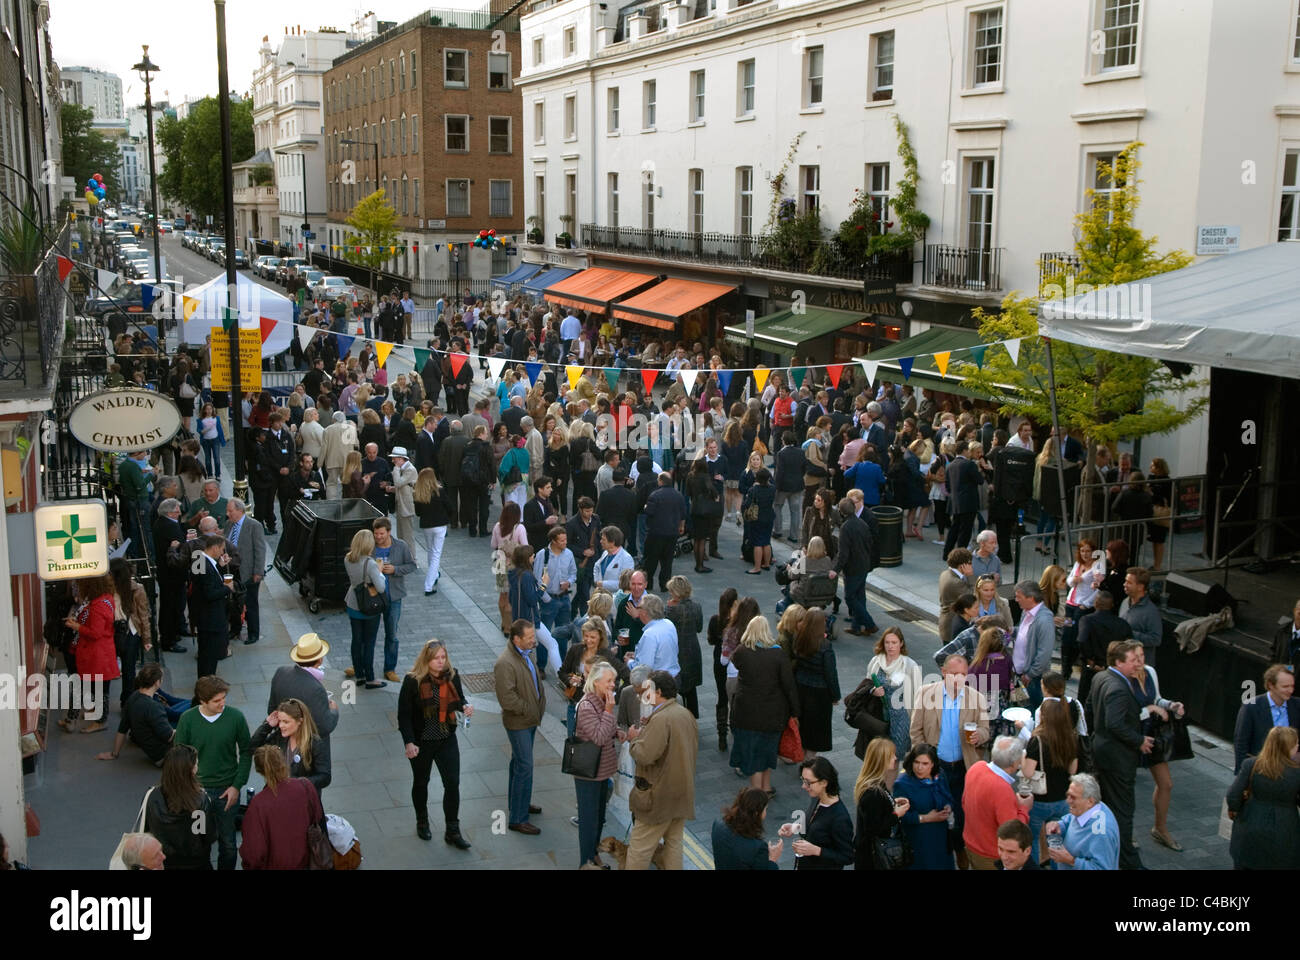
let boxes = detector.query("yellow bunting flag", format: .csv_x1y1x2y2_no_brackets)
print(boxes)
934,351,951,377
566,365,583,390
375,342,394,368
753,367,770,392
182,295,199,321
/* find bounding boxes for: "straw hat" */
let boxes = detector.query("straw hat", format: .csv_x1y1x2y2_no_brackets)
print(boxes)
290,633,330,663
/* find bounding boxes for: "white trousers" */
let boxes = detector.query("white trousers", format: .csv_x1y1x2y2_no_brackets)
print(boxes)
423,525,448,592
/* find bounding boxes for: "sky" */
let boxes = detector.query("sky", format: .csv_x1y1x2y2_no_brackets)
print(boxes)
48,0,487,107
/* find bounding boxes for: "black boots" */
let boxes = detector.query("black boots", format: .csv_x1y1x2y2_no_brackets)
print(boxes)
416,821,432,841
444,823,471,850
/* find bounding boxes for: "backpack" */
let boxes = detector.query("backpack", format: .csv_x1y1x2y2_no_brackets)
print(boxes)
460,442,482,485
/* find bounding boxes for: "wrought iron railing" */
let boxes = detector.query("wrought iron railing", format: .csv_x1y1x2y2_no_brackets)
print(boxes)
579,223,914,283
922,244,1003,291
0,222,71,391
1038,250,1082,294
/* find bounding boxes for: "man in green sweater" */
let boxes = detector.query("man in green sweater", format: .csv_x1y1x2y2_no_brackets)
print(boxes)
176,675,251,870
118,450,154,562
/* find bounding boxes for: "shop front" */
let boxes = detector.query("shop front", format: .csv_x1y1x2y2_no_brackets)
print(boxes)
541,267,661,318
610,277,740,345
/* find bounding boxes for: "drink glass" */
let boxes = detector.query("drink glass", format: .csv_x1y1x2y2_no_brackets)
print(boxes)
1047,831,1065,851
963,721,978,744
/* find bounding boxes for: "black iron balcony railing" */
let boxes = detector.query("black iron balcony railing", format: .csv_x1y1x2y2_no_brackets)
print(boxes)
579,223,915,284
0,222,72,392
922,244,1003,291
1038,250,1082,294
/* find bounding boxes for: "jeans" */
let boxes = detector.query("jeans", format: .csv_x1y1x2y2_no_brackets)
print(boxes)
505,726,536,824
566,701,578,737
540,591,573,648
409,734,460,827
201,437,222,477
362,316,372,339
1028,797,1069,863
1026,675,1044,710
423,526,447,592
575,777,612,866
843,572,878,631
773,489,801,538
381,598,403,674
349,612,382,682
157,690,191,726
204,786,238,870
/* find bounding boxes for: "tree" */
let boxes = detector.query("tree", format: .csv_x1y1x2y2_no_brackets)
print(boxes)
958,143,1206,495
60,103,120,197
156,96,253,218
342,189,399,296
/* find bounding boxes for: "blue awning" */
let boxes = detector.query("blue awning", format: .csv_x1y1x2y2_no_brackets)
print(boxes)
522,266,577,296
491,262,544,286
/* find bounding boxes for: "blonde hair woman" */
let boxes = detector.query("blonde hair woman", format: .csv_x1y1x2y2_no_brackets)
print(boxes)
344,528,388,688
730,614,799,796
249,698,330,796
343,449,365,498
414,467,450,595
397,640,472,847
852,737,907,871
776,604,806,660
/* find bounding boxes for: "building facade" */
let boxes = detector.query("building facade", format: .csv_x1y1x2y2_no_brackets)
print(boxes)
57,65,122,122
322,8,525,289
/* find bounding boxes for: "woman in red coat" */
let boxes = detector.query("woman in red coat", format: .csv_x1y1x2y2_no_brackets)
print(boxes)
62,573,121,733
239,745,324,870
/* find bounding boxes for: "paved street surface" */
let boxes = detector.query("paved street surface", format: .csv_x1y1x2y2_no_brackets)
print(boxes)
24,337,1235,870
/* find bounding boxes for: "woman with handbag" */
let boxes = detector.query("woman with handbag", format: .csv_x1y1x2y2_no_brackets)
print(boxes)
397,640,473,848
169,358,199,433
708,588,739,753
250,698,332,798
741,467,776,575
572,661,620,869
892,742,955,870
1020,699,1079,863
490,501,529,634
792,608,840,761
778,756,853,870
1130,644,1187,852
61,573,120,734
730,614,799,797
852,738,911,870
239,746,324,870
559,618,629,736
686,456,721,574
864,627,923,760
1226,725,1300,870
144,744,214,869
664,576,704,719
343,529,388,689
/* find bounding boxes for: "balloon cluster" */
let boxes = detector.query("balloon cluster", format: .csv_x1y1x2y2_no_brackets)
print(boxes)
472,228,503,250
84,173,106,205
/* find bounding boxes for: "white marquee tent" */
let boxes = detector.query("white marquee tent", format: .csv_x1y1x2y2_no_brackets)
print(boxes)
180,271,293,357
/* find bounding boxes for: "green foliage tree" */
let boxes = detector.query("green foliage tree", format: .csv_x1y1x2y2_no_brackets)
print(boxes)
60,103,120,197
155,96,253,218
342,189,399,296
958,143,1205,477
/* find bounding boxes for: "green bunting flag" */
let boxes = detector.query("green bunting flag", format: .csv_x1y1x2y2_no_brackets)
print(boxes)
603,368,620,392
413,348,431,371
790,367,806,390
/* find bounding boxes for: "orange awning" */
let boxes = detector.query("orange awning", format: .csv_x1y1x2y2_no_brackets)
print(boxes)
611,277,736,329
542,267,660,315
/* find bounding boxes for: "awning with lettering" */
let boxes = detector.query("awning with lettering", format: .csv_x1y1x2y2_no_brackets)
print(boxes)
542,267,660,315
854,327,1021,402
610,278,736,330
522,267,577,296
724,306,865,350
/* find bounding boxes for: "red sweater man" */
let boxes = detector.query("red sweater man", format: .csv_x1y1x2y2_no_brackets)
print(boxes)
962,755,1031,868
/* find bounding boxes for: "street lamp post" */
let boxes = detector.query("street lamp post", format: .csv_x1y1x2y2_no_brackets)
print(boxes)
340,137,379,296
132,44,165,352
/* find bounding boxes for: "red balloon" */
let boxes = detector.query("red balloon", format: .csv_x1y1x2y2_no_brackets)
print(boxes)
93,173,103,182
478,230,488,237
488,229,496,236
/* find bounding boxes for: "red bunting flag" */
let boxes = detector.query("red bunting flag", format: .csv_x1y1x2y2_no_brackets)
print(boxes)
449,353,467,378
259,316,278,342
55,255,73,284
297,243,303,250
640,368,659,396
825,363,844,389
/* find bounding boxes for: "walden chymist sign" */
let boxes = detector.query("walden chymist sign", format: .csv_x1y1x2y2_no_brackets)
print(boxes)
67,388,181,453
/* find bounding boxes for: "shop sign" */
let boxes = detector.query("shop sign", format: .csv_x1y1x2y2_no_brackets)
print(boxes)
67,388,181,453
34,501,109,580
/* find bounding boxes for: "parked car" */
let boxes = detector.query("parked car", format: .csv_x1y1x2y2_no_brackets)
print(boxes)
310,275,357,303
173,219,187,230
276,258,307,284
218,248,248,269
254,256,282,279
206,240,226,262
86,278,182,319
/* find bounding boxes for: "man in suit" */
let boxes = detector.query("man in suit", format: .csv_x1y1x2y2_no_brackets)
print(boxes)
495,619,546,835
1233,664,1299,773
1271,598,1300,668
261,411,296,533
193,534,235,678
1076,590,1130,706
944,441,984,558
643,472,687,592
502,395,527,437
938,548,974,643
523,477,559,546
414,408,444,472
225,498,266,647
268,633,341,742
153,498,189,654
702,438,727,558
509,324,532,361
436,420,469,528
1086,640,1151,870
596,468,637,548
1012,579,1056,709
420,351,443,406
910,654,989,869
832,497,878,637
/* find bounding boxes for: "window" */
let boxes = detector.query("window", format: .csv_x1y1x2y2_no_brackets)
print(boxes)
608,173,619,227
564,26,576,56
490,179,513,217
643,80,656,129
491,246,511,275
389,59,396,94
370,67,377,101
737,59,755,116
966,157,995,250
970,7,1003,86
379,118,387,156
414,178,420,218
411,51,417,86
1279,150,1300,240
564,94,577,139
411,117,418,154
566,172,578,224
445,115,468,152
401,175,409,215
444,49,468,87
533,36,544,66
400,53,406,90
489,52,512,90
447,178,470,218
534,101,545,143
1094,0,1140,72
644,173,655,229
803,46,823,107
1294,6,1300,61
689,70,706,122
871,31,894,101
608,87,620,132
535,174,546,230
737,166,753,235
400,114,408,154
489,116,511,154
1089,152,1123,222
867,163,890,233
800,165,820,213
689,169,704,232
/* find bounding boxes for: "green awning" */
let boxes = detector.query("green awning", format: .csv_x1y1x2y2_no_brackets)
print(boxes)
855,327,1021,403
723,306,864,349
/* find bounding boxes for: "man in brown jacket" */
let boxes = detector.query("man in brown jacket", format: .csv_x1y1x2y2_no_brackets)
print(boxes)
938,548,975,643
625,671,698,870
494,619,547,835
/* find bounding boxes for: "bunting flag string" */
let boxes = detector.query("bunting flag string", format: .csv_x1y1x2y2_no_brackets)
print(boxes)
55,255,73,285
566,364,583,390
860,360,879,387
97,268,118,291
790,367,806,390
375,342,394,369
933,351,951,378
898,357,914,381
334,333,356,357
1004,338,1021,366
603,368,620,393
752,368,770,392
678,368,698,394
969,344,987,369
413,348,431,371
524,361,543,386
487,355,508,380
639,368,659,396
449,353,468,379
716,369,733,395
825,363,844,389
296,323,317,351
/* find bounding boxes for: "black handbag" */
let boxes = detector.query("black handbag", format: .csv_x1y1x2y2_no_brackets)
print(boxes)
561,736,602,779
1152,715,1194,763
354,562,389,616
871,789,913,870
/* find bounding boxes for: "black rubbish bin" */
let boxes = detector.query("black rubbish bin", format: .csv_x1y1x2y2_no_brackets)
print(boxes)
871,505,904,568
277,498,385,612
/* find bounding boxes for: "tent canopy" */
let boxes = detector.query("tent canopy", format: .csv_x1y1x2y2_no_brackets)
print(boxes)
523,266,577,296
610,278,735,329
181,271,293,357
543,267,659,314
1037,242,1300,379
491,262,543,286
724,306,864,350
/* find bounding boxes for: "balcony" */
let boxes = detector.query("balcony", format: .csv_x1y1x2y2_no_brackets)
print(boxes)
1038,251,1082,294
922,244,1003,292
234,184,278,206
579,223,915,284
0,222,73,404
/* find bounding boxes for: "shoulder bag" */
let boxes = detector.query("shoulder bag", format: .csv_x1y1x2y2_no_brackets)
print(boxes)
1026,737,1049,795
308,806,335,870
353,560,389,616
870,787,913,871
109,787,156,869
561,732,602,779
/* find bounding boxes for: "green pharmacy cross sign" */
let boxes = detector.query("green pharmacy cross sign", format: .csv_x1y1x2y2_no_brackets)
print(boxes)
46,514,98,560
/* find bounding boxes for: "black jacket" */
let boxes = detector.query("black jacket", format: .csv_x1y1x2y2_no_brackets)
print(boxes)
1077,609,1129,669
834,512,875,577
948,456,983,514
259,429,296,490
415,491,451,528
389,418,418,452
774,443,806,493
1087,668,1145,765
645,485,687,537
144,787,214,870
460,437,494,488
1234,694,1300,773
597,484,637,547
796,797,854,870
192,556,230,634
267,664,339,739
117,690,175,762
153,516,188,583
420,355,442,398
566,511,603,568
397,672,468,743
249,724,332,795
731,646,799,733
359,422,388,456
523,495,556,546
502,405,526,437
438,434,469,486
415,427,439,473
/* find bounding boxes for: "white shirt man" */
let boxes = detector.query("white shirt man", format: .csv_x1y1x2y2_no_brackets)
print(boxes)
1006,421,1034,451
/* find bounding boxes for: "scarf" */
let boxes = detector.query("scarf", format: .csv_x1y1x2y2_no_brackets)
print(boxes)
420,672,460,723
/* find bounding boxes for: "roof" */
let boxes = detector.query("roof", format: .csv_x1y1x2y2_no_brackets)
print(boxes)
542,267,659,315
610,278,736,330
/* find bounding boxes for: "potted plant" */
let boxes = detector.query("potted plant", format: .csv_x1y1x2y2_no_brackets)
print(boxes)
0,202,45,276
556,214,575,249
526,215,544,244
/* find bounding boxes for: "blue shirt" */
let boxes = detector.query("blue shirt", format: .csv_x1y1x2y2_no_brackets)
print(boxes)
560,313,582,341
627,618,680,676
373,545,392,597
938,686,964,762
514,642,539,697
1270,693,1289,729
228,517,243,549
971,552,1001,581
